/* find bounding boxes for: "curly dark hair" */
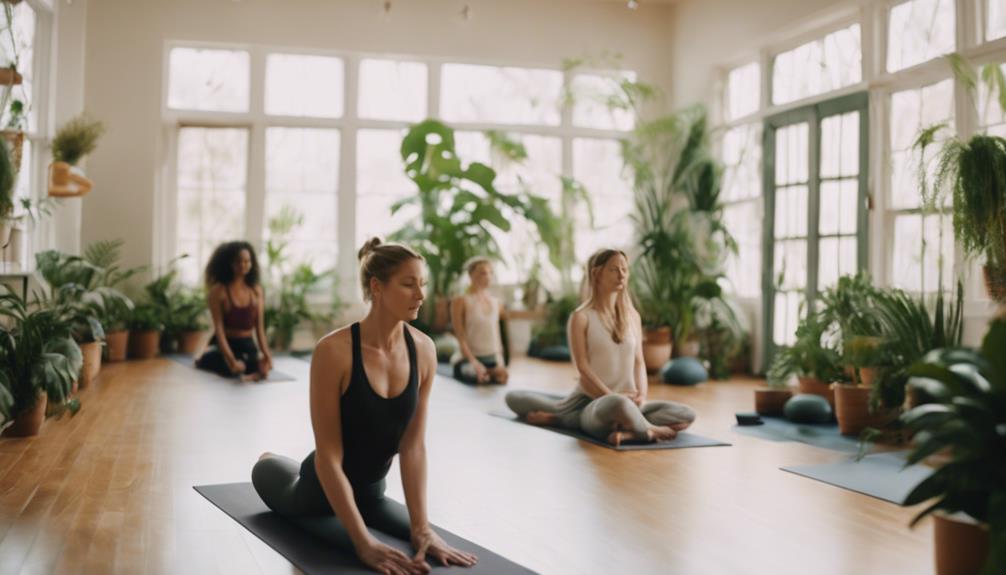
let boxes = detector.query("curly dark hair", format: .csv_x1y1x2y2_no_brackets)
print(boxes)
204,241,260,289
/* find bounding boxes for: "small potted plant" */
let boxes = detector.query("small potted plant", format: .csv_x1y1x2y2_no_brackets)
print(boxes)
0,291,82,437
898,318,1004,575
757,355,794,416
91,289,132,362
768,314,841,408
49,113,104,197
173,288,209,355
128,302,163,360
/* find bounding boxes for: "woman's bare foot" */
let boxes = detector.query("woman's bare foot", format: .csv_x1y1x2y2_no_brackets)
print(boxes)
607,430,636,447
669,422,691,432
240,373,264,383
646,425,678,442
525,411,558,426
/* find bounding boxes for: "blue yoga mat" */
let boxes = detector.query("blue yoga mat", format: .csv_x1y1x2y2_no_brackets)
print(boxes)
731,416,865,454
781,451,934,504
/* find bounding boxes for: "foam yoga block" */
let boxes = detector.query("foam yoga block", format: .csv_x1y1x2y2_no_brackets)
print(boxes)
784,394,833,424
660,357,708,386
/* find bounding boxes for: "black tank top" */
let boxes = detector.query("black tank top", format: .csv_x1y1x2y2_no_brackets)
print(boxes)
339,322,419,487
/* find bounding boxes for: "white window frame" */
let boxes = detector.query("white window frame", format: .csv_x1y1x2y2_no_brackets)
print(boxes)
159,42,634,303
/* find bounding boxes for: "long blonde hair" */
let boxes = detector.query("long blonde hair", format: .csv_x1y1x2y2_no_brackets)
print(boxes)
580,248,635,344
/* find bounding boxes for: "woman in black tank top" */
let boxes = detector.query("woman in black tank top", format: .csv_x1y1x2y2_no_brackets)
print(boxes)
251,239,478,575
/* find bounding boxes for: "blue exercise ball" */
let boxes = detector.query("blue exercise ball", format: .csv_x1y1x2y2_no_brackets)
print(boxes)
660,357,708,386
433,334,459,363
538,345,571,362
783,394,833,424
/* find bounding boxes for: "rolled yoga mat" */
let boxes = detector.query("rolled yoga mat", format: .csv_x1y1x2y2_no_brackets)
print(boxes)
780,451,934,504
730,416,864,454
166,353,298,383
194,483,538,575
489,409,730,451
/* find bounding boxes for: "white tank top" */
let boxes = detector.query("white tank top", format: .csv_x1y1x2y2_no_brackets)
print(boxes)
462,292,501,358
575,308,637,394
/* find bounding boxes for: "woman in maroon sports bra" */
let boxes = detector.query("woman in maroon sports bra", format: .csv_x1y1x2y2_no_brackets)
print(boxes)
196,241,273,381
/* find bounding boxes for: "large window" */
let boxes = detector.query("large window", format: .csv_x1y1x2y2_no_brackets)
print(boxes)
721,122,762,298
886,0,956,73
440,64,563,126
772,24,862,105
168,48,250,113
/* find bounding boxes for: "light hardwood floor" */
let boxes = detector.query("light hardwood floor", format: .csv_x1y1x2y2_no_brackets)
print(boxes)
0,355,933,574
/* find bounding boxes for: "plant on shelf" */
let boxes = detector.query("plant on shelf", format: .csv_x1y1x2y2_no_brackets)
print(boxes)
263,206,342,351
0,290,82,436
898,317,1005,575
49,113,104,197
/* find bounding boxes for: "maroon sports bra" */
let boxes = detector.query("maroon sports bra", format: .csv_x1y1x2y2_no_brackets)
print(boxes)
223,285,257,331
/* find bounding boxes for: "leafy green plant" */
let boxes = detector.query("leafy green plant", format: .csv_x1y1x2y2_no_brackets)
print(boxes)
695,294,747,379
817,273,884,347
899,317,1006,575
128,303,163,332
51,113,105,166
529,292,579,353
389,120,561,330
0,290,82,421
766,312,841,385
0,138,14,217
142,255,206,336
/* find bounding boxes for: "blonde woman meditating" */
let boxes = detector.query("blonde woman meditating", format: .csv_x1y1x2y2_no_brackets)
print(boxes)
505,249,696,446
450,257,508,385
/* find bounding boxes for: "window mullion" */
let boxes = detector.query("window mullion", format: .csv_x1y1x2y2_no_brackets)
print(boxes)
247,48,267,257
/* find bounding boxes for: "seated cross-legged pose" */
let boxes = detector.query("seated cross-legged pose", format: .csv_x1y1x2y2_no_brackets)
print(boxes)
450,257,508,385
252,238,478,575
505,248,696,446
196,241,273,382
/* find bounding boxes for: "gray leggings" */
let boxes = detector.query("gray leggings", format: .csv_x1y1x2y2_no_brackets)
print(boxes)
251,453,411,552
505,391,696,441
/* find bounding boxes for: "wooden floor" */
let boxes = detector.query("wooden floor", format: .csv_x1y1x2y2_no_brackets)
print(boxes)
0,355,933,575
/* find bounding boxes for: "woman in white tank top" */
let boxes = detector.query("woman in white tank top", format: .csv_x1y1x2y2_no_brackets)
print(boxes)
450,257,508,385
505,249,696,445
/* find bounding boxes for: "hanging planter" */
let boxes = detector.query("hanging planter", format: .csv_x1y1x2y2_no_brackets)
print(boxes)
47,113,104,198
48,162,93,198
0,66,22,87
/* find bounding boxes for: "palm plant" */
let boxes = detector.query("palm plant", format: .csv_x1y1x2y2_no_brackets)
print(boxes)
899,317,1006,575
390,119,561,331
0,290,82,422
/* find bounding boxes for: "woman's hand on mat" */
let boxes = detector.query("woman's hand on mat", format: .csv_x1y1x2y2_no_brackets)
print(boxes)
227,358,247,374
358,538,430,575
472,361,490,383
412,527,479,568
259,355,272,378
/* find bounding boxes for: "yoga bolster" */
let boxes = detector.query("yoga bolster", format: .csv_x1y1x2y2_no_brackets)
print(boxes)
784,394,833,424
660,357,708,386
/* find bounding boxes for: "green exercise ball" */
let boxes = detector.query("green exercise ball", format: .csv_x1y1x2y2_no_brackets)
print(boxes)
783,394,833,424
660,357,708,386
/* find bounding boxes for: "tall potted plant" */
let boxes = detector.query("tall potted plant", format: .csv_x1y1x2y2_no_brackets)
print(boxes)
899,318,1005,575
0,291,82,437
49,113,103,197
390,119,560,333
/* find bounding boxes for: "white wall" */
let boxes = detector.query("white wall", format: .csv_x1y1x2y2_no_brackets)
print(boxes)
79,0,675,274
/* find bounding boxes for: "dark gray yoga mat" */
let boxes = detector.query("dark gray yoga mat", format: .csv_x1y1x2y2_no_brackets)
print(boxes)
194,483,537,575
781,451,934,504
731,416,864,454
489,409,730,451
166,354,297,383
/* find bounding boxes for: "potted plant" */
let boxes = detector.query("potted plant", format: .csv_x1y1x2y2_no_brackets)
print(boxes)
128,303,162,360
757,357,794,416
95,290,132,362
766,313,841,408
389,120,561,334
528,292,578,360
898,318,1005,575
172,288,209,354
49,113,104,197
0,291,82,437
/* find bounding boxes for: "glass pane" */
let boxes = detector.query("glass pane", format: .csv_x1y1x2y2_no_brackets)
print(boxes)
892,213,954,293
573,138,633,262
775,123,809,186
722,123,762,202
818,236,858,290
264,128,340,271
774,239,807,290
265,54,344,118
356,129,417,247
725,62,760,121
889,80,955,209
774,291,804,346
440,64,562,126
990,0,1006,41
176,127,249,285
724,200,762,298
822,111,861,179
979,64,1006,129
168,47,250,113
571,72,636,131
774,185,808,239
887,0,956,72
0,2,34,131
772,24,861,105
358,59,428,122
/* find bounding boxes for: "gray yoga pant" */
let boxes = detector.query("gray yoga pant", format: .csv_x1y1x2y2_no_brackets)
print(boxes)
504,390,696,441
251,453,412,552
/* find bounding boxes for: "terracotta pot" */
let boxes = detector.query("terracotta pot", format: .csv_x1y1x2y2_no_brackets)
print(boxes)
0,67,22,86
797,376,835,408
933,513,989,575
858,366,879,388
129,330,161,359
983,265,1006,303
3,392,46,437
676,339,700,358
642,327,673,373
78,341,102,389
177,330,208,355
105,330,129,362
754,388,792,416
49,161,71,187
